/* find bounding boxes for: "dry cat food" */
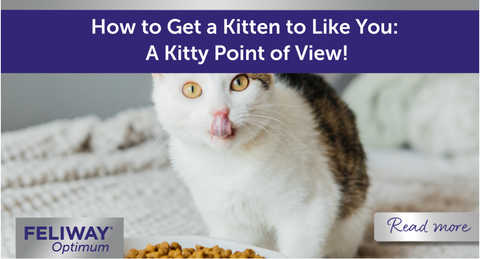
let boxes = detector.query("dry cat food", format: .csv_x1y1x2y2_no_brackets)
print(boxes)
125,241,265,258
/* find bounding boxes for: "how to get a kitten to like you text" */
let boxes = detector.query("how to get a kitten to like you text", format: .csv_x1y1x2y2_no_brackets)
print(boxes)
152,73,369,258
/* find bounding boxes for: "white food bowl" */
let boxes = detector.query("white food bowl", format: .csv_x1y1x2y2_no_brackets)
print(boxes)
124,236,286,258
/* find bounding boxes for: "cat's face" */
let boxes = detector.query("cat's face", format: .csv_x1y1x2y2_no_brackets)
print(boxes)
152,73,274,150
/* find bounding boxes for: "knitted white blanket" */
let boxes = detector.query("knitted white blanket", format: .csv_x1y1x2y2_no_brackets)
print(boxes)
343,74,479,158
2,108,478,258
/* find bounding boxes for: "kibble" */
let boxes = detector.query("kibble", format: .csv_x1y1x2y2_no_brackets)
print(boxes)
125,242,265,258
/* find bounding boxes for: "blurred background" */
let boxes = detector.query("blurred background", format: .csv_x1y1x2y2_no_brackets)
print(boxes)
2,74,153,132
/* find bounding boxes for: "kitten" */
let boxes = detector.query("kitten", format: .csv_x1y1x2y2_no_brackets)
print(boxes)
152,73,369,257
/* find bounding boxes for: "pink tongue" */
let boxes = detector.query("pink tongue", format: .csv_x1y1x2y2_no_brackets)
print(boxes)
212,113,232,138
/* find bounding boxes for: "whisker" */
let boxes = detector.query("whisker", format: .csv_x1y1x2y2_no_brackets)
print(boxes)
251,103,301,109
151,129,170,151
154,124,192,169
249,118,297,154
248,120,289,151
250,114,297,138
249,115,312,153
242,124,257,146
259,108,291,121
155,136,171,170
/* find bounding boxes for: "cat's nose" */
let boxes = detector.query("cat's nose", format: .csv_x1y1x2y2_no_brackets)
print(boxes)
211,111,232,138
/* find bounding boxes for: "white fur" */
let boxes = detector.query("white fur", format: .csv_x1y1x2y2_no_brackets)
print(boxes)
152,74,367,257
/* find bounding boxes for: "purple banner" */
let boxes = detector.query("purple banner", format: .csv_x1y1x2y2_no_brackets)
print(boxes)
1,10,478,73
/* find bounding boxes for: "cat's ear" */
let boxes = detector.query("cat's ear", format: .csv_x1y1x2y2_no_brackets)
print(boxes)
247,73,274,90
152,73,163,80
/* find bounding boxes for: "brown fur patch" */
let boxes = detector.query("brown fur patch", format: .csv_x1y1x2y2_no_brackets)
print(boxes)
246,73,273,89
276,74,369,219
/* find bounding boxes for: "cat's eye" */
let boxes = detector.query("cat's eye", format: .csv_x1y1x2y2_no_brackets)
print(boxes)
231,74,249,92
182,82,202,99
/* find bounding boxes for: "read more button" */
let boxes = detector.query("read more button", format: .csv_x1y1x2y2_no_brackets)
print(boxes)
386,217,472,234
374,212,478,242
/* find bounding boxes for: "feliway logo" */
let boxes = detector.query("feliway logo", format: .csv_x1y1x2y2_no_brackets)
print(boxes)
16,218,123,258
24,226,111,241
